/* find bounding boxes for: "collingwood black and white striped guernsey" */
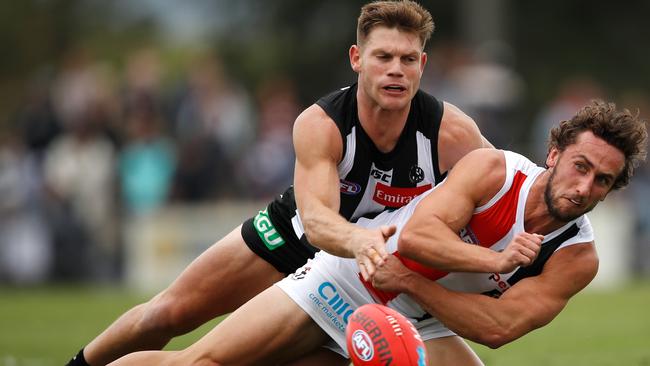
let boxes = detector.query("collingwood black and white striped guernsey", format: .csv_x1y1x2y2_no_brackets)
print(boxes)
242,83,447,274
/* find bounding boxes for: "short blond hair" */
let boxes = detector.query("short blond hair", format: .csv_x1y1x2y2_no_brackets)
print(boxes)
357,0,434,49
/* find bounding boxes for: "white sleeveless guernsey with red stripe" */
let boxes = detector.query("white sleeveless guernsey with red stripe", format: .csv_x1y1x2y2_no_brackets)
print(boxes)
276,150,594,356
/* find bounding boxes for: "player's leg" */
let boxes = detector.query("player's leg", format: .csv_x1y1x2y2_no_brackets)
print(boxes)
424,336,484,366
107,286,332,366
82,224,286,365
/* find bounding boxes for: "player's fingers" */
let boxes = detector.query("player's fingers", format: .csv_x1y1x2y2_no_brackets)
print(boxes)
363,255,377,277
368,246,386,266
374,246,389,262
517,246,538,261
359,261,370,281
520,232,544,244
520,238,542,252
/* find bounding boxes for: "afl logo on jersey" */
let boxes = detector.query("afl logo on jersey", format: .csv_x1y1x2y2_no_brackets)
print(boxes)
409,165,425,184
340,179,362,195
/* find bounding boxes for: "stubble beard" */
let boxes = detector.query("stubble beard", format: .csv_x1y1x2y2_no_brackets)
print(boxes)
544,169,585,223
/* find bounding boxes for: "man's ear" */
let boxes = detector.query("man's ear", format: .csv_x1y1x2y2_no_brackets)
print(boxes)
420,51,427,73
546,148,559,168
350,45,361,73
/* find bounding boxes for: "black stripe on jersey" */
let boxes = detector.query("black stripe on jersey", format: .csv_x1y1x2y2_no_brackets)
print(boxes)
315,85,355,160
507,223,580,286
413,91,445,183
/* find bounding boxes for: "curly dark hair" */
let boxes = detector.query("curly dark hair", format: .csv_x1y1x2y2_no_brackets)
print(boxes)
357,0,434,49
548,99,648,190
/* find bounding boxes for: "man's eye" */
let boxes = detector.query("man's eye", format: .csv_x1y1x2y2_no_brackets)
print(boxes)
597,176,611,186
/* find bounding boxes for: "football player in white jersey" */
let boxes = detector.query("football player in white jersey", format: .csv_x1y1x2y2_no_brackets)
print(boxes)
107,100,646,365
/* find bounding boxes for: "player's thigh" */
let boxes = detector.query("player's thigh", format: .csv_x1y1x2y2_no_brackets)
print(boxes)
424,336,484,366
180,286,330,365
160,225,285,322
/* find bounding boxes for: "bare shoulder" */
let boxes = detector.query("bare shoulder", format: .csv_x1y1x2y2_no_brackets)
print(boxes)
293,104,342,162
445,148,506,205
294,104,335,129
453,148,505,178
438,101,489,172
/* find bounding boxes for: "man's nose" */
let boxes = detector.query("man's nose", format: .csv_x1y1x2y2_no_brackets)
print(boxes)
387,59,404,77
576,175,594,196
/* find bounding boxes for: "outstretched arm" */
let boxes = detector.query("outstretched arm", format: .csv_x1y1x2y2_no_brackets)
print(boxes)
293,105,395,280
373,242,598,348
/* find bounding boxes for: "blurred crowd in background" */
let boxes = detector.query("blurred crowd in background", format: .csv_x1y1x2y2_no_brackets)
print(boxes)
0,0,649,287
0,47,298,283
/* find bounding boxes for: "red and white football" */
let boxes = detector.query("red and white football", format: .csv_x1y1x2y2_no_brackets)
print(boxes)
346,303,427,366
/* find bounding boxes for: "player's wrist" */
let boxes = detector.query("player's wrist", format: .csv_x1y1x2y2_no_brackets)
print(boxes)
399,270,422,294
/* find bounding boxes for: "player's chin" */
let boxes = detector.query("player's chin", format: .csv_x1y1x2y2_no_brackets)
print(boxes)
377,97,410,111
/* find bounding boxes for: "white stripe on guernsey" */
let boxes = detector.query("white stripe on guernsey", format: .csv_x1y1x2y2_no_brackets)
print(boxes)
337,126,356,178
291,209,305,239
416,131,436,184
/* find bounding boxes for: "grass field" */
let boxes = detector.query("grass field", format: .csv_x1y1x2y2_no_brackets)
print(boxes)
1,281,649,366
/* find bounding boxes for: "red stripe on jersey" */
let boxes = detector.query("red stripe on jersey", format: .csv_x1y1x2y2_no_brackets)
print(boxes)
466,170,527,247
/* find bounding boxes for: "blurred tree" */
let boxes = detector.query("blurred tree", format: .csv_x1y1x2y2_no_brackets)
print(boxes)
0,0,159,125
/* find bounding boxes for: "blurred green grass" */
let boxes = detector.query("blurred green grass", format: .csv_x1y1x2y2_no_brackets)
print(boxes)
0,281,649,366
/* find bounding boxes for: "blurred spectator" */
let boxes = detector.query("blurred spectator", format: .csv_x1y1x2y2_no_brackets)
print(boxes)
0,129,52,284
172,53,254,200
124,48,164,100
15,71,62,161
421,41,472,104
620,91,650,277
239,76,298,200
50,47,121,144
423,40,525,150
119,93,176,216
530,77,605,163
43,53,120,280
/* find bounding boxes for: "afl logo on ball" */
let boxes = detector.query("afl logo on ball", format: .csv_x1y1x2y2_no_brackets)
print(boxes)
351,330,374,361
409,165,424,184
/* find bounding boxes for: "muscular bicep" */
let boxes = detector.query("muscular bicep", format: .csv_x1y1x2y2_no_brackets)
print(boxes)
293,105,343,214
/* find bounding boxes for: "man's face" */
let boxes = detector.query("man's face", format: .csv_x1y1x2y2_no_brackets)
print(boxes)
350,26,427,111
544,131,625,222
